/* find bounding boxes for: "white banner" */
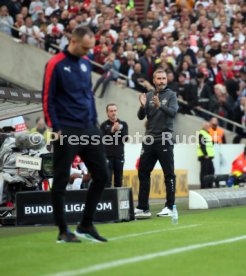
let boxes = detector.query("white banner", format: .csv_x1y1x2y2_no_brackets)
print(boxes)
16,155,42,170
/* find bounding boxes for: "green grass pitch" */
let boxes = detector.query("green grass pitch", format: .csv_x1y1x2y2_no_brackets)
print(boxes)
1,201,246,276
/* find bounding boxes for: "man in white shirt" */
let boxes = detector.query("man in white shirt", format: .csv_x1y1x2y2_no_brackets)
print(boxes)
215,42,234,64
47,13,64,35
19,16,41,46
45,0,59,17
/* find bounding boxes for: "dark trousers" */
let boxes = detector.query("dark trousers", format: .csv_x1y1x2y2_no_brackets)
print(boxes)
137,141,176,210
199,157,215,189
93,74,114,98
106,157,124,188
51,126,109,233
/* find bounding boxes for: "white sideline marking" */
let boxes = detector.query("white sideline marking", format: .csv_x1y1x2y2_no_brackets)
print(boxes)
48,235,246,276
109,224,201,241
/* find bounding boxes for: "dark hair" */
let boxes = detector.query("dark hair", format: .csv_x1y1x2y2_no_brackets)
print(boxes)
178,71,187,78
197,72,205,79
72,26,94,39
240,66,246,74
106,103,117,112
153,68,166,78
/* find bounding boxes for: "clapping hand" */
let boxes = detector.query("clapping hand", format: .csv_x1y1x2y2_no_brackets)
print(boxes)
139,93,147,107
152,95,161,108
111,122,121,133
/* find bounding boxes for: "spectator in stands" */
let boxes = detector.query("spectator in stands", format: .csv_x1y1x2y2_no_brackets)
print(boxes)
33,10,47,28
141,10,159,30
0,5,14,35
59,10,70,28
210,84,234,125
197,121,215,189
139,47,156,82
12,13,24,39
29,0,44,21
120,52,136,77
176,59,196,82
19,5,28,21
157,14,175,35
206,37,221,57
231,42,244,64
111,15,121,33
176,38,197,67
45,25,62,54
215,61,235,85
162,36,181,62
134,37,146,58
100,103,128,188
119,57,135,89
225,77,240,102
47,13,64,35
155,52,175,73
230,26,245,46
30,117,51,144
140,27,152,45
209,117,226,144
86,8,99,32
45,0,59,18
131,63,148,93
215,41,234,64
93,52,120,98
166,70,179,93
207,56,219,87
227,146,246,187
59,19,77,50
57,0,67,17
102,19,118,42
195,71,214,112
177,71,198,114
4,0,22,20
19,16,42,47
196,49,206,65
93,32,111,70
115,45,127,65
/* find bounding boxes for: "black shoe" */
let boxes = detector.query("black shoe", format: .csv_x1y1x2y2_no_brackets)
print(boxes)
57,231,81,243
74,225,107,242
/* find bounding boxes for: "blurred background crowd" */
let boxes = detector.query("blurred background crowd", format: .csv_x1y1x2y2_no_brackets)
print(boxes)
0,0,245,139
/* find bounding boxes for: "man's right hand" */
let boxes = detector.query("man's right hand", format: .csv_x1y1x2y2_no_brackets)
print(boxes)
139,93,147,107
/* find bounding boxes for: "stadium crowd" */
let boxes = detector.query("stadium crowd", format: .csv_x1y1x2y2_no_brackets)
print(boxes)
0,0,245,139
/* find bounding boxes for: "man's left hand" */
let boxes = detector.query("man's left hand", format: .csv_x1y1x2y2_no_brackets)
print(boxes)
152,96,161,108
111,122,121,132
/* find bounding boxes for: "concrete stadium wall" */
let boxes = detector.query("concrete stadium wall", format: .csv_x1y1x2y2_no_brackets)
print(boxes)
0,32,49,90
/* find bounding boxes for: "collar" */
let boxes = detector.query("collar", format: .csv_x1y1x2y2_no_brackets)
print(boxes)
63,46,81,61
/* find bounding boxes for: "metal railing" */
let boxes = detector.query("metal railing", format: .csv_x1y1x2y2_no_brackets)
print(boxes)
178,99,245,133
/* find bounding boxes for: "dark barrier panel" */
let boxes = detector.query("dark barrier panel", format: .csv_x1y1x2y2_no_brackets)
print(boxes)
16,187,134,225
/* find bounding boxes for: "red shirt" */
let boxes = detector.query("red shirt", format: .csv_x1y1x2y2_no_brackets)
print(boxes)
232,153,246,174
